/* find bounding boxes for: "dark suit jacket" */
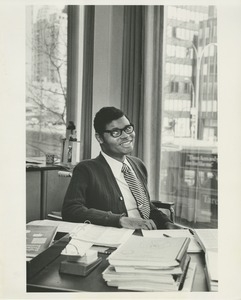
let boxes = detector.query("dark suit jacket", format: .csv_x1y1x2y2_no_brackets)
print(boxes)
62,153,171,228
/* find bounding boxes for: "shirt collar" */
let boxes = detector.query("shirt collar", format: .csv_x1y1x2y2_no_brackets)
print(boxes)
101,151,123,178
101,151,131,178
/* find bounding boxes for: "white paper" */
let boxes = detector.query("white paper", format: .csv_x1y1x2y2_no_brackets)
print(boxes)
194,229,218,251
206,250,218,281
71,223,134,247
142,229,202,253
61,239,93,257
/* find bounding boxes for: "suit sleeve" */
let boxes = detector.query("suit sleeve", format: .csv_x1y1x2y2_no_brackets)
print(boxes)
149,202,172,229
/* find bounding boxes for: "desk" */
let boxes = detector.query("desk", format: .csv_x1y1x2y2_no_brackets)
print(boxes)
26,160,73,222
27,251,208,292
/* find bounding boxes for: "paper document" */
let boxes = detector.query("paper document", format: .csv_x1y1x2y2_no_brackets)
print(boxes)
108,235,190,268
205,250,218,281
142,229,202,253
61,239,93,257
71,223,134,247
193,229,218,252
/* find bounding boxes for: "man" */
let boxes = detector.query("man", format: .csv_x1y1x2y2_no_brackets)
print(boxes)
62,106,180,230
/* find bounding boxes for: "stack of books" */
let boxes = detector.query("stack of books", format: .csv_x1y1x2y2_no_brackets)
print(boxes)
102,235,192,292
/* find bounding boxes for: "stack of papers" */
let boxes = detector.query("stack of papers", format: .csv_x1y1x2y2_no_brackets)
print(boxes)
193,228,218,292
103,235,193,292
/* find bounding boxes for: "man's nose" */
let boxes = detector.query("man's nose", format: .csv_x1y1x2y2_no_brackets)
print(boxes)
120,130,129,138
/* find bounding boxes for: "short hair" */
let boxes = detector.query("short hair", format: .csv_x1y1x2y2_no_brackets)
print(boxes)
94,106,128,134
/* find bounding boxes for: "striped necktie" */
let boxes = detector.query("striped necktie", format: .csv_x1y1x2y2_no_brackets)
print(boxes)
121,163,150,219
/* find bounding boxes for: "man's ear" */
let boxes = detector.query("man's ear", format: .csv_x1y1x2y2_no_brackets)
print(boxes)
95,133,104,144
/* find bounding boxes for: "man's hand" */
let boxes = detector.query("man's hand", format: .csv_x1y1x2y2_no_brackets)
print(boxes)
119,216,157,230
165,221,183,230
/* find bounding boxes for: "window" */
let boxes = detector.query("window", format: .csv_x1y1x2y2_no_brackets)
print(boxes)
170,81,179,93
210,64,217,74
205,27,209,38
26,5,68,158
184,82,190,93
162,5,218,229
172,27,176,38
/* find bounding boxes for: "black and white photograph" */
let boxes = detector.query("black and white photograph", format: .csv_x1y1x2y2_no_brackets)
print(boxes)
1,1,241,299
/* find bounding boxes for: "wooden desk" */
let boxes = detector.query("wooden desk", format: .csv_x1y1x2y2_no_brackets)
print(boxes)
27,251,208,292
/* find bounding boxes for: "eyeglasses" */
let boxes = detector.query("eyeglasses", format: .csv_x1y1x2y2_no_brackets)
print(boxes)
103,124,134,138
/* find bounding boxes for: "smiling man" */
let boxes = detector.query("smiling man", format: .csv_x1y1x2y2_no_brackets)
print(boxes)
62,106,179,230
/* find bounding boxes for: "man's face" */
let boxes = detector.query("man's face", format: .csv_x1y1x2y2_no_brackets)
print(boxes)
96,116,135,161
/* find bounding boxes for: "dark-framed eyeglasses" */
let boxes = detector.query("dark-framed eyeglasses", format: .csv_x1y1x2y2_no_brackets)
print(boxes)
103,124,134,138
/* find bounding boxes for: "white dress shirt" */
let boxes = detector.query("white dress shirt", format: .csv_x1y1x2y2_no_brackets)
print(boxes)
101,151,142,218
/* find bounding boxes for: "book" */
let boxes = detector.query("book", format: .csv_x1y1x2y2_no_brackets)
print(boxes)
103,255,191,292
107,280,179,292
142,229,202,253
102,265,176,284
27,233,71,280
113,251,188,275
114,264,183,275
26,225,57,259
107,235,190,268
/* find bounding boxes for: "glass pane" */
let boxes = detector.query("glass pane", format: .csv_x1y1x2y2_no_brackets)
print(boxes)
26,5,68,159
161,6,218,229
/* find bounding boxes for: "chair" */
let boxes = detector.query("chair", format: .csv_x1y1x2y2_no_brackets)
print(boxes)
151,200,175,222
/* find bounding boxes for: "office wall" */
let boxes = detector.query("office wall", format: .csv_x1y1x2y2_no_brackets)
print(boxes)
91,6,124,157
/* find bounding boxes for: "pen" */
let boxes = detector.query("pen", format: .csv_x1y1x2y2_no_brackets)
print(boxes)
163,234,171,238
188,228,194,235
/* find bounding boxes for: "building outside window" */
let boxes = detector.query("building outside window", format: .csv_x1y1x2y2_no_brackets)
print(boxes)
26,5,68,159
161,5,218,229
